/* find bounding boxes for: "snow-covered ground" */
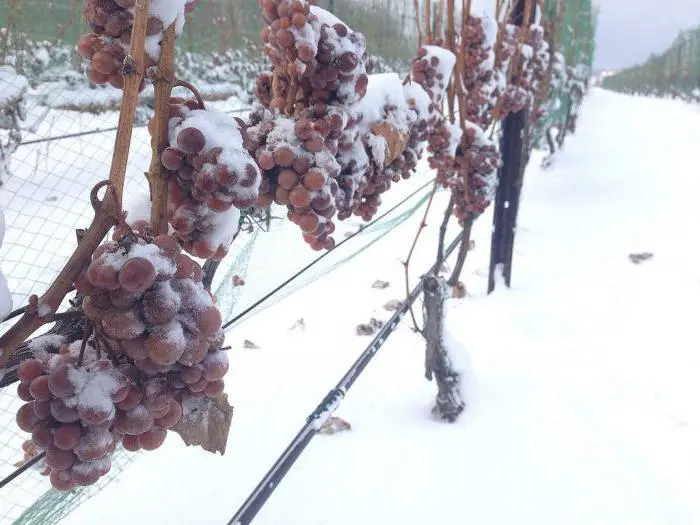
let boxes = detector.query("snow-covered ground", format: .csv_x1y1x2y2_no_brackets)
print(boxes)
17,88,700,523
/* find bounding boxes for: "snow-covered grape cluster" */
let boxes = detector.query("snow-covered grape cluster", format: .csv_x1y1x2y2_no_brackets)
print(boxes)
248,104,341,250
158,98,261,260
15,232,229,490
250,5,455,247
461,15,500,129
251,0,373,248
77,0,197,90
342,73,432,221
257,1,369,112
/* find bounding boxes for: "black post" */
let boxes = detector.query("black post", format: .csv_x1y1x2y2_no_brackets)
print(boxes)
487,0,532,293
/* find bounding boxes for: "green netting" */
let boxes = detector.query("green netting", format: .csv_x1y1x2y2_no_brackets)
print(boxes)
11,449,136,525
602,25,700,98
532,0,598,145
0,0,417,65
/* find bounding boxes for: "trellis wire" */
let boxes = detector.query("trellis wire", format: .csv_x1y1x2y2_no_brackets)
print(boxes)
227,233,463,525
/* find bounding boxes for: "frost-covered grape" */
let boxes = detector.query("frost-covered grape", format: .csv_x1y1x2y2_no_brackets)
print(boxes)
118,257,157,294
18,358,44,384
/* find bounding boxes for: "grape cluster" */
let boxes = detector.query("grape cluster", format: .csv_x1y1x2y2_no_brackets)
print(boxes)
340,73,433,222
16,344,129,490
248,105,341,250
257,1,368,113
159,98,261,260
77,0,197,89
14,232,230,490
527,24,551,126
461,15,499,129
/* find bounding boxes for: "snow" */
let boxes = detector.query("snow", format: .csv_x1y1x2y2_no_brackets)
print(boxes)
0,65,28,105
0,207,11,320
58,89,700,525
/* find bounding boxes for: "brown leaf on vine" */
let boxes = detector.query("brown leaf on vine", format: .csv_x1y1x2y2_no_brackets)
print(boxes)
371,121,409,167
172,394,234,455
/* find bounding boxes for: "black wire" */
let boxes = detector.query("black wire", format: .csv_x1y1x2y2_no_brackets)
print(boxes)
221,178,436,331
18,107,251,147
0,452,46,490
227,233,462,525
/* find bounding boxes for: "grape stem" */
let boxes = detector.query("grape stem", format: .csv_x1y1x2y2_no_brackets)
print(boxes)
0,182,120,369
107,0,151,199
77,322,94,366
401,180,438,334
148,25,178,235
174,78,205,110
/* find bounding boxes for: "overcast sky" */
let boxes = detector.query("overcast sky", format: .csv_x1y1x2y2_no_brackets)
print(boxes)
595,0,700,70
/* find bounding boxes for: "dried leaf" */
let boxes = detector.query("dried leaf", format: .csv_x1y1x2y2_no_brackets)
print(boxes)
319,416,352,435
371,121,409,168
452,282,467,299
243,339,259,349
629,252,654,264
290,318,306,331
383,299,402,312
172,394,234,455
356,317,384,336
372,279,390,289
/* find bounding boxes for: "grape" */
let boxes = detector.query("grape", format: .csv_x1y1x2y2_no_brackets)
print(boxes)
78,403,114,427
50,399,81,423
18,358,44,384
48,366,75,400
114,405,153,435
115,387,143,411
50,469,76,491
204,380,225,398
122,434,141,452
71,461,102,486
155,399,183,429
75,430,111,461
138,429,167,451
31,424,54,449
46,447,76,471
54,424,82,451
177,127,206,154
17,402,38,432
17,382,33,401
145,329,186,366
32,400,52,420
102,309,146,341
197,307,222,336
87,261,119,290
119,257,157,294
179,337,209,366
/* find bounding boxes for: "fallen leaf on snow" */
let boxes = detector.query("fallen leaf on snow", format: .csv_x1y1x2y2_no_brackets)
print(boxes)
243,339,260,349
356,318,384,336
319,416,352,435
629,252,654,264
290,318,306,331
383,299,402,311
372,280,390,289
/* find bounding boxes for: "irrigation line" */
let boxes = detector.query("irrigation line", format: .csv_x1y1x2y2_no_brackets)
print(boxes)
0,452,46,490
222,178,436,331
227,233,462,525
18,107,251,147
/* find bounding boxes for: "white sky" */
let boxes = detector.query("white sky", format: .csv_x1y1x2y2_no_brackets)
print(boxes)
595,0,700,69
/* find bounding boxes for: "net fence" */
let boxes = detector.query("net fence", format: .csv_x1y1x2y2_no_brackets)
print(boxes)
602,24,700,100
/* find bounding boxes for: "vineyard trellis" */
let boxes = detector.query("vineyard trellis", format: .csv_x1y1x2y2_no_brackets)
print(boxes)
602,24,700,101
0,0,596,523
